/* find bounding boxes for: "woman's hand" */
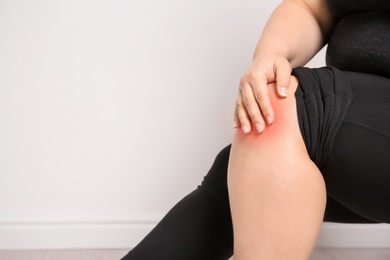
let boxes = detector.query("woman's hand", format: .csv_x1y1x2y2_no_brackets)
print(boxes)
234,54,292,134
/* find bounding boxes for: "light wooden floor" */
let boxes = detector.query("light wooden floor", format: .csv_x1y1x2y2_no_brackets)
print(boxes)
1,249,390,260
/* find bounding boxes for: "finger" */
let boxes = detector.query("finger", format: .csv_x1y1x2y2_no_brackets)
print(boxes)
275,61,292,98
249,73,274,125
236,92,252,134
240,83,265,133
233,106,241,129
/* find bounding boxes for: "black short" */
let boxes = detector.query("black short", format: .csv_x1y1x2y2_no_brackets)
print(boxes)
294,67,390,223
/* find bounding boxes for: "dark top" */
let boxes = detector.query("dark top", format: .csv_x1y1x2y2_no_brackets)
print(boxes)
326,0,390,18
325,0,390,77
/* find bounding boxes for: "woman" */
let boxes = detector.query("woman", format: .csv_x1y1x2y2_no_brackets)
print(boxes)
122,0,390,259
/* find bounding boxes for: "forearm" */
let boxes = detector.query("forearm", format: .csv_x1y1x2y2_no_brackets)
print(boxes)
253,0,336,67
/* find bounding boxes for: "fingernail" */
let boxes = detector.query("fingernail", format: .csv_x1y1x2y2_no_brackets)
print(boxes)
280,87,288,97
233,121,238,128
266,116,273,124
255,124,263,133
242,125,250,134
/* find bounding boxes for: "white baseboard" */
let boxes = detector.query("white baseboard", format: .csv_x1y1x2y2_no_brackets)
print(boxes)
0,221,155,250
0,221,389,250
316,222,390,248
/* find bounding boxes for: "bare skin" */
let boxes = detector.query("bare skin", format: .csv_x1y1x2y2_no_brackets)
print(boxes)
227,0,336,258
234,0,336,134
228,77,326,259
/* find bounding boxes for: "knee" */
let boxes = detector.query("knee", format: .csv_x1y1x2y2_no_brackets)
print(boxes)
232,76,304,152
228,74,320,190
228,136,324,202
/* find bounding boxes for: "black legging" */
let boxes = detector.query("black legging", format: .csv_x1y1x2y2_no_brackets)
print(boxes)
121,68,390,260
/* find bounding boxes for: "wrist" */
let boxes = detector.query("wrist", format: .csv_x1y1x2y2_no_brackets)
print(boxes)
253,45,291,63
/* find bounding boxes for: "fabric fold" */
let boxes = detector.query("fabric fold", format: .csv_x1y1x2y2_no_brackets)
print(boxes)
292,67,353,169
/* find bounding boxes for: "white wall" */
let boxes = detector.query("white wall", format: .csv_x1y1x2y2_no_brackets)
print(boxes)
0,0,389,250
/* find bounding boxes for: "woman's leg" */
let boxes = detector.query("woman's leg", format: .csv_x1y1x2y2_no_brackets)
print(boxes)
121,68,390,259
321,71,390,223
121,145,234,260
228,76,326,259
120,144,376,260
290,67,390,223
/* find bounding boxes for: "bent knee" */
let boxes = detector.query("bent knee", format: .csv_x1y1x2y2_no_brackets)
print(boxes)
232,76,307,156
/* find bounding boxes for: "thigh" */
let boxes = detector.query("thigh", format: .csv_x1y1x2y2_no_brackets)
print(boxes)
293,68,390,223
322,71,390,223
